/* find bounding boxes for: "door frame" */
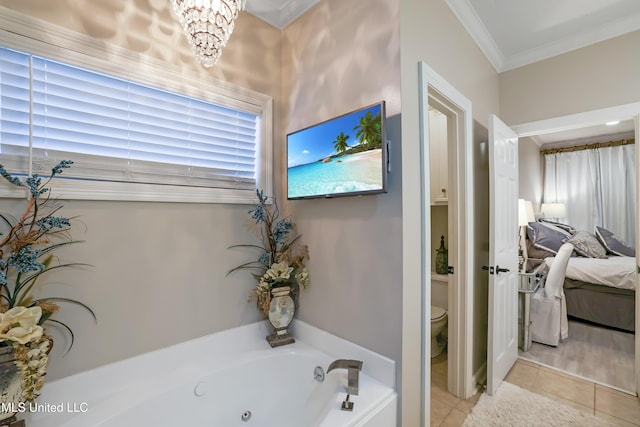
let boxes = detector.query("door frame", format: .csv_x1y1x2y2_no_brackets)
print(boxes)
407,61,475,424
511,101,640,396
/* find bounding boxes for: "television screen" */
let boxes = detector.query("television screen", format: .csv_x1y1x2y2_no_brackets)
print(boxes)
286,101,388,199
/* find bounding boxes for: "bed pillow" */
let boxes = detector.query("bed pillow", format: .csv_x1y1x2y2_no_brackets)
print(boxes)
564,230,608,258
595,226,635,257
538,219,577,235
526,221,573,255
525,238,555,259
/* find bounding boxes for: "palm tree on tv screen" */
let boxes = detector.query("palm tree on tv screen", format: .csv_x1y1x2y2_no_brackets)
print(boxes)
333,132,350,154
353,111,382,149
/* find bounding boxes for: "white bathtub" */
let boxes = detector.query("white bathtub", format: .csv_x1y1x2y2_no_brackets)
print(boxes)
24,320,397,427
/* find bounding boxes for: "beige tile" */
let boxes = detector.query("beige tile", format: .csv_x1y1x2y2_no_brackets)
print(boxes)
516,357,543,369
594,411,639,427
532,368,595,408
431,351,453,426
430,399,454,427
431,387,460,427
431,385,461,409
440,408,467,427
432,353,448,376
539,364,596,383
595,384,640,425
432,370,448,391
531,387,595,416
455,392,481,415
506,361,539,390
433,363,448,377
428,350,638,427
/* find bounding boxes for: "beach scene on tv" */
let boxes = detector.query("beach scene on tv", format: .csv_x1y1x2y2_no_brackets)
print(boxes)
287,103,385,199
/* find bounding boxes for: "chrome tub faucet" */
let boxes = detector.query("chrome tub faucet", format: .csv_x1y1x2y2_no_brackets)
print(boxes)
327,359,363,395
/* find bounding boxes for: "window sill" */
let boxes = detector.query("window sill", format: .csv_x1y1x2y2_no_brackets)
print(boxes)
0,179,258,204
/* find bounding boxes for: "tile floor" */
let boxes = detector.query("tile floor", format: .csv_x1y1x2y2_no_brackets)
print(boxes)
506,358,640,426
430,352,481,426
430,354,640,426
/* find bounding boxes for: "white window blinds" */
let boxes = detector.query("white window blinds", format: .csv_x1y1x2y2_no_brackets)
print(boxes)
0,46,260,191
0,47,29,171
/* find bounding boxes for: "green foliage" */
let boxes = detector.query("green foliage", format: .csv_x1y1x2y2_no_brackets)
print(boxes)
227,190,309,315
333,132,351,154
0,161,95,353
353,111,382,148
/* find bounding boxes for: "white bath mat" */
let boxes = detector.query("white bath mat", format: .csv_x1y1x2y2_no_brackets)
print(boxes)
463,381,614,426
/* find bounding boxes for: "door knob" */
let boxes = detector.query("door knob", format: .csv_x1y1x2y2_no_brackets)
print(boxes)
496,266,510,273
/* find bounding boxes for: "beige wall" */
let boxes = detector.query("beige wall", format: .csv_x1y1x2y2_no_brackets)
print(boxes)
518,138,544,211
281,0,403,374
280,1,403,422
400,0,500,128
400,0,500,424
0,1,283,380
500,30,640,125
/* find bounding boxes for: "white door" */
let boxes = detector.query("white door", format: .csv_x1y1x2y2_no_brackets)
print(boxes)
486,114,519,395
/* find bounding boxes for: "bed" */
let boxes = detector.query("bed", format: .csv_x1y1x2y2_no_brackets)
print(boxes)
543,256,636,332
526,221,636,333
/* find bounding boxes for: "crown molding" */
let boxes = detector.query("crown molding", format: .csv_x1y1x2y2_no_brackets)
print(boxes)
501,10,640,71
245,0,320,29
446,0,640,73
445,0,504,72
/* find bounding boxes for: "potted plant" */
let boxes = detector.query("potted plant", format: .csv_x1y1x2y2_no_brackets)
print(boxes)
0,161,95,424
227,190,309,346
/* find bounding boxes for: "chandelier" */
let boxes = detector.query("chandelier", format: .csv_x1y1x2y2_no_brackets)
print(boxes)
171,0,246,68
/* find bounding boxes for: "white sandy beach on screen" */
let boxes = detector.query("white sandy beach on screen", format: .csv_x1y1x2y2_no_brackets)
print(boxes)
338,148,382,162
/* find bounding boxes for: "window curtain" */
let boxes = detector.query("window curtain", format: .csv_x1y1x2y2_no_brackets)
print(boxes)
598,145,636,244
543,144,636,245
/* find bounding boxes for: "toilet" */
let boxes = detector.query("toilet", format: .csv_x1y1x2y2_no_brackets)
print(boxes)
431,306,448,358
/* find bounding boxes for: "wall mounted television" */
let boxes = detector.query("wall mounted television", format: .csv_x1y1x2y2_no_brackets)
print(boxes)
286,101,388,200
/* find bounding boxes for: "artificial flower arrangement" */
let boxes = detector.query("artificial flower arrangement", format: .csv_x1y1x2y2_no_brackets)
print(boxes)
227,190,310,316
0,160,95,407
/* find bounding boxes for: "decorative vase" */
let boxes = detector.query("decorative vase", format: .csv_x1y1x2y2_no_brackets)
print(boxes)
0,346,22,424
435,235,448,275
0,337,52,427
266,286,296,348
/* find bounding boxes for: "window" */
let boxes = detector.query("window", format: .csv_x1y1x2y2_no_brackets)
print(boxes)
0,11,272,203
542,143,636,244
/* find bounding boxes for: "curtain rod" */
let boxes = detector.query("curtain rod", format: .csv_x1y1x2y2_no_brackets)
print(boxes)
540,138,635,156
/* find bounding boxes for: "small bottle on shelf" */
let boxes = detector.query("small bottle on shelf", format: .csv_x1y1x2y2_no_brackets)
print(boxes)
435,235,448,275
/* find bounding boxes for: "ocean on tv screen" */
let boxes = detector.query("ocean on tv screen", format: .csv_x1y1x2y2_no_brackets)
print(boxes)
287,102,385,199
288,148,383,198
